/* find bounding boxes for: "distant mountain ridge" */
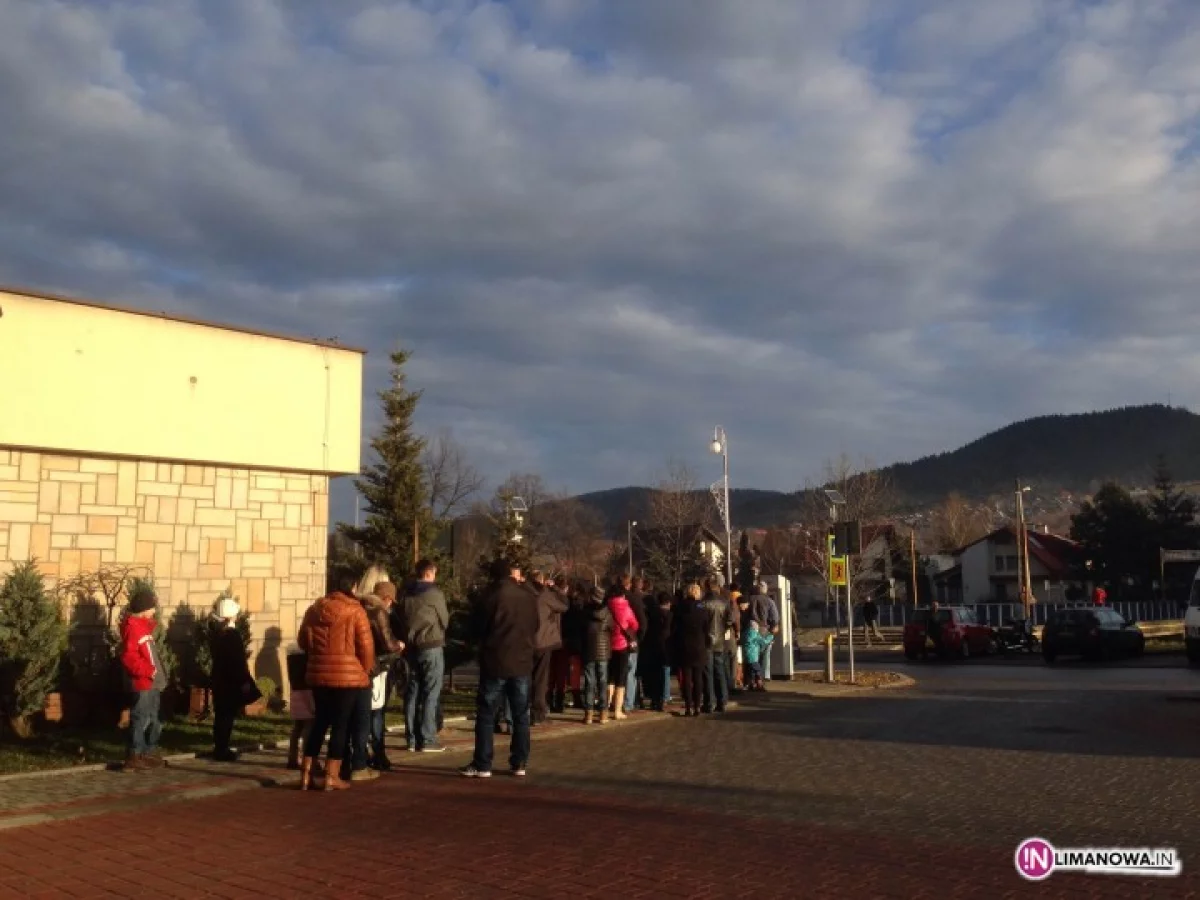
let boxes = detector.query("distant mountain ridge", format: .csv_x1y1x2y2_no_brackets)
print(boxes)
573,405,1200,530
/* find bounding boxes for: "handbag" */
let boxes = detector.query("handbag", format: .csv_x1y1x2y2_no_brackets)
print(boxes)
240,679,263,705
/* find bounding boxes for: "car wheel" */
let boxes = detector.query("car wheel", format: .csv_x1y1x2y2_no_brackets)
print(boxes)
1042,647,1056,664
987,638,998,655
960,638,970,660
904,648,919,661
1187,647,1200,667
1133,638,1145,658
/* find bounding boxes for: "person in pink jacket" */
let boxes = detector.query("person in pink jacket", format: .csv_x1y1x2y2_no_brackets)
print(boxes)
605,583,640,720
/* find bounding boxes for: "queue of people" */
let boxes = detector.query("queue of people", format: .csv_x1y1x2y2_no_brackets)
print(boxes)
118,558,780,786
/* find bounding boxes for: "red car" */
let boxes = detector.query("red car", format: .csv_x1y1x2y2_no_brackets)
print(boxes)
903,607,996,660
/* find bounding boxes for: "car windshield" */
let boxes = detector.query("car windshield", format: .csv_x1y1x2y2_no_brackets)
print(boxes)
1096,609,1126,628
913,609,952,624
1190,576,1200,608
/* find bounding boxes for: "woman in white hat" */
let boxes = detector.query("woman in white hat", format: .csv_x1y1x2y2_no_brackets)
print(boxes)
210,595,255,762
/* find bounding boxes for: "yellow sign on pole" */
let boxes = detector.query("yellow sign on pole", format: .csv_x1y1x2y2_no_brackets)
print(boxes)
830,556,848,587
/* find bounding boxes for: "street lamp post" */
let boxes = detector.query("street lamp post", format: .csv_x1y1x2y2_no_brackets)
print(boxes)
710,427,732,589
1015,481,1032,616
627,520,637,579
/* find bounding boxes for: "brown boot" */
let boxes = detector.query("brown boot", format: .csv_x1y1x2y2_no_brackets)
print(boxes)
598,707,609,724
583,710,593,725
123,752,146,772
299,757,314,791
323,758,351,791
613,688,627,720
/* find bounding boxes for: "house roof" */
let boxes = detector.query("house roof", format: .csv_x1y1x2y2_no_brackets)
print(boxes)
955,525,1079,577
1,284,367,354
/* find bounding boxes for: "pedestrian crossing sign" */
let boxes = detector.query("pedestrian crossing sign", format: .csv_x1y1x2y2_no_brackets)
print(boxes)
830,556,848,587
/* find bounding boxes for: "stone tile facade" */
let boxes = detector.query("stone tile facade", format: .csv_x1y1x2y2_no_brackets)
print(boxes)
0,448,329,644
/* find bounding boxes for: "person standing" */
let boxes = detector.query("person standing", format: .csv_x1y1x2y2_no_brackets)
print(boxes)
673,584,709,718
624,577,648,712
530,571,568,725
606,582,641,720
701,578,733,714
861,594,883,645
460,560,539,778
551,579,585,712
209,596,254,762
119,587,166,772
642,591,673,711
298,575,375,791
750,582,781,680
581,585,613,724
361,581,404,770
395,560,449,753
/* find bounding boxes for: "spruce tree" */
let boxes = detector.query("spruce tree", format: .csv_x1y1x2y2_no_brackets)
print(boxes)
0,562,70,737
1150,456,1200,551
478,500,533,581
340,348,431,582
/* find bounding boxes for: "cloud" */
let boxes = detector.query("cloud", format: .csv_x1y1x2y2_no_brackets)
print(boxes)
2,0,1200,525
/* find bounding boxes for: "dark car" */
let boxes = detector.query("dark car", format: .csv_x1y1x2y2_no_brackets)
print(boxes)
1042,607,1145,663
903,607,995,660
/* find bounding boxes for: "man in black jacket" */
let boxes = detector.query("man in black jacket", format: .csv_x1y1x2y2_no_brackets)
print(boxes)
461,560,539,778
701,578,734,713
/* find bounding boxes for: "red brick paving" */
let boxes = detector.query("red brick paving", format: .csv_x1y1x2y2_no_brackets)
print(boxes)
1,768,1194,899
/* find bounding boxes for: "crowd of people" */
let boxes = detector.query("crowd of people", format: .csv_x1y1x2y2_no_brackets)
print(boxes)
117,557,782,786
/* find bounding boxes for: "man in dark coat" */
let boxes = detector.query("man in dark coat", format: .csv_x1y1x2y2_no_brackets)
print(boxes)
461,560,539,778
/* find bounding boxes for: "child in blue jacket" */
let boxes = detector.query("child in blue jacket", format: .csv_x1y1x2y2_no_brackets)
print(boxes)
742,621,774,691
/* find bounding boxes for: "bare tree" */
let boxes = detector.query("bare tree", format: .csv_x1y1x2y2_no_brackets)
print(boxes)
422,429,484,521
642,459,716,591
797,455,896,602
538,498,609,582
928,492,992,553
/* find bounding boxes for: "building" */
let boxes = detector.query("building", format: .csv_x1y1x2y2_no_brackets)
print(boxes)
956,525,1083,605
0,287,363,648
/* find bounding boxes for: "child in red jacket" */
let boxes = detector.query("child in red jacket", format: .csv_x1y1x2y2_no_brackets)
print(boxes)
120,588,167,771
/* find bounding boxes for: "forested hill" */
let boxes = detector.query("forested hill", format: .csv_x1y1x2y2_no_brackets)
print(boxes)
573,406,1200,529
883,405,1200,504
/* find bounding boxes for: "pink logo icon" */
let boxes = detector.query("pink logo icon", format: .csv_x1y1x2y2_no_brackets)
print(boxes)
1015,837,1055,881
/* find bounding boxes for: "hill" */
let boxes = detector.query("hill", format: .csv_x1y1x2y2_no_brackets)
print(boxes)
573,405,1200,529
882,404,1200,504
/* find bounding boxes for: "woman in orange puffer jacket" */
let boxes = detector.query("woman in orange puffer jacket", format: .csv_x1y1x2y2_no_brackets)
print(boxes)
298,576,375,791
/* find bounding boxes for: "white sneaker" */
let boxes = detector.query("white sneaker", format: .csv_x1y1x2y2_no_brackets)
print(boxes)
459,765,491,778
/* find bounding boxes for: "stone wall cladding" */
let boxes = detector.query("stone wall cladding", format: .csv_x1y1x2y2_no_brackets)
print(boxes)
0,448,329,644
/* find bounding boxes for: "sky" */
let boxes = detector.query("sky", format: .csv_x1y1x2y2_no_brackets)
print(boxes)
3,0,1200,525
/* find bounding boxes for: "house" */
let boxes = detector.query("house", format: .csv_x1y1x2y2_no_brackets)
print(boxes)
0,286,363,648
957,525,1084,605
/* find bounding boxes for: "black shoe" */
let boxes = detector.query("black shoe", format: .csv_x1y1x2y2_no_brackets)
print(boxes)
373,752,392,771
213,749,239,763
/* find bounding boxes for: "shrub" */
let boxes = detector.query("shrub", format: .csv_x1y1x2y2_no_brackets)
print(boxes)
0,562,71,737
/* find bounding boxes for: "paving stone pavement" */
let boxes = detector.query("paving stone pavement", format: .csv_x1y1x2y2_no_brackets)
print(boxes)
3,677,1200,897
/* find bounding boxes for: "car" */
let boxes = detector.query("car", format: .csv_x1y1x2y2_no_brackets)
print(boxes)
1041,607,1145,663
1185,566,1200,665
903,606,996,660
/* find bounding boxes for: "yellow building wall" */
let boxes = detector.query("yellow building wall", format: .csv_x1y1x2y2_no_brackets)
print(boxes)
0,289,363,475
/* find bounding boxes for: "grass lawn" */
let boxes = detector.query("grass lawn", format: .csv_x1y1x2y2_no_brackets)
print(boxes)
0,714,296,776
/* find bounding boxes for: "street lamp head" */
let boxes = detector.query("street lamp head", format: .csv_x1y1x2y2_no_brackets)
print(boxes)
631,520,637,528
710,438,723,454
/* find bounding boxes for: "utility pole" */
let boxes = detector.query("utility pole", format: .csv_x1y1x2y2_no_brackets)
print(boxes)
627,520,637,579
1015,480,1032,616
910,526,919,607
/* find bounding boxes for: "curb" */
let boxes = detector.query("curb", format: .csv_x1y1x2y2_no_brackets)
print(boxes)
780,672,917,696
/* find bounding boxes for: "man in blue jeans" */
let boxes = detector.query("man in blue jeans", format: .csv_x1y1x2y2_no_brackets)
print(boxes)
394,559,450,753
461,560,538,778
701,579,733,713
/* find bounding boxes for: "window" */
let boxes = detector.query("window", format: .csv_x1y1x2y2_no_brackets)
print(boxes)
995,555,1006,571
1006,555,1019,571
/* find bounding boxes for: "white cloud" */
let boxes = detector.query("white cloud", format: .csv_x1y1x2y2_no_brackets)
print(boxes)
2,0,1200,516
